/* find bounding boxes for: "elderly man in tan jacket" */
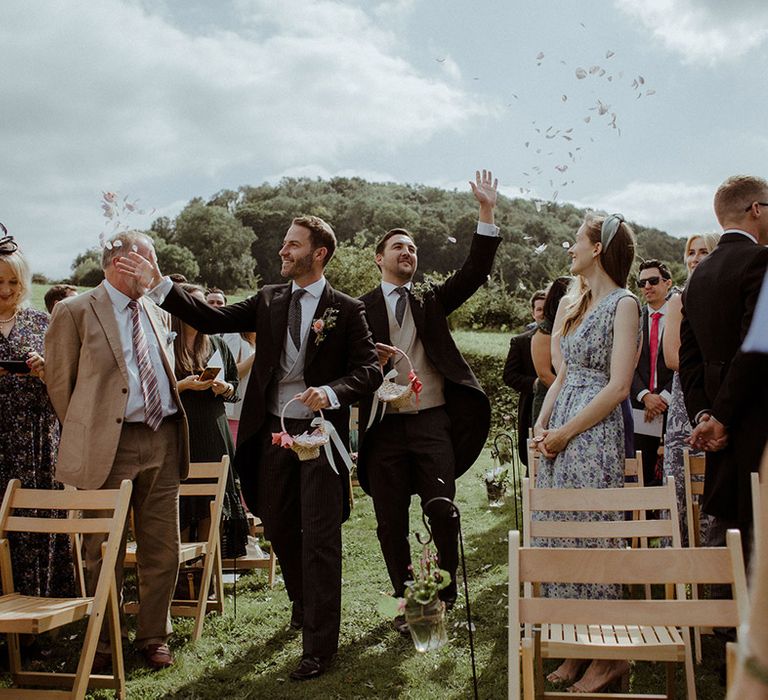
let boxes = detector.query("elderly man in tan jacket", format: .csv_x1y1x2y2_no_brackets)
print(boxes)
45,230,189,671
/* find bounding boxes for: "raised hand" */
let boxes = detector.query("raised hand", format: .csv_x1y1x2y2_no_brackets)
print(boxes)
115,250,164,293
469,169,498,212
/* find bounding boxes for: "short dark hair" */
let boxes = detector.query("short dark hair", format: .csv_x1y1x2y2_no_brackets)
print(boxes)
375,228,416,257
638,259,671,280
542,277,572,325
529,289,546,308
292,215,337,267
44,284,77,313
206,287,227,302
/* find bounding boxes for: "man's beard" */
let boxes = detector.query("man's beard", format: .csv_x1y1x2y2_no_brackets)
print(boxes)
282,251,313,279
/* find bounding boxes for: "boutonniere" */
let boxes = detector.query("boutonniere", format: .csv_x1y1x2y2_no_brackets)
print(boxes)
312,306,339,346
410,280,435,304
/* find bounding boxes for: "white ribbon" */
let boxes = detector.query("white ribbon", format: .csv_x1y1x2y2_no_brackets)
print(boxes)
365,368,398,430
311,417,355,476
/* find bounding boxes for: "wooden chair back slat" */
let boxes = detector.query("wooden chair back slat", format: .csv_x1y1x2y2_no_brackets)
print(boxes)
10,488,126,511
2,516,119,535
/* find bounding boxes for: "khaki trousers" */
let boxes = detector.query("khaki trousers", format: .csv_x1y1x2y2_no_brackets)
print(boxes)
83,419,182,651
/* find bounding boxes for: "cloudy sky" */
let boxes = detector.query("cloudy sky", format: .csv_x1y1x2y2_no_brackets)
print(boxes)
2,0,768,277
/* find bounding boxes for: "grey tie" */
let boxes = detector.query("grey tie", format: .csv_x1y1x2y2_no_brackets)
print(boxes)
395,287,408,327
288,288,306,350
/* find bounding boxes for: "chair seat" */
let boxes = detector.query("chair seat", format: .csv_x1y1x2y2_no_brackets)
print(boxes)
124,540,207,565
0,593,93,634
540,623,687,662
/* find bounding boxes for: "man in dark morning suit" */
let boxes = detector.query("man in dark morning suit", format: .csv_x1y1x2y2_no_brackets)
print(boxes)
503,290,545,468
680,175,768,557
356,170,500,634
631,259,674,485
117,216,381,681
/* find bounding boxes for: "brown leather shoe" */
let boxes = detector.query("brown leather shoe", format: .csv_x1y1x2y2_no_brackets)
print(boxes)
141,643,174,670
91,651,112,674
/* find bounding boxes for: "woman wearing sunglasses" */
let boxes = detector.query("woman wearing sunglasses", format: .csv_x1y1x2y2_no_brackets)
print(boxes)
662,232,720,543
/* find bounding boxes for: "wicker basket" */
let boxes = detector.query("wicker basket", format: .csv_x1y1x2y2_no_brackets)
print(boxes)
279,398,329,461
377,348,417,410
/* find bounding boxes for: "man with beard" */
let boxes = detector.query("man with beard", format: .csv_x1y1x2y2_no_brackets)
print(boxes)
117,216,381,681
356,170,501,634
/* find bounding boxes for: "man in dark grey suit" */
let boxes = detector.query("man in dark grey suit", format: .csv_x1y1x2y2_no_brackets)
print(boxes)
681,174,768,557
356,170,500,634
118,216,381,681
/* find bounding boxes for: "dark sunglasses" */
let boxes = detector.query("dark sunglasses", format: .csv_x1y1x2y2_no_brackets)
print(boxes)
637,276,662,287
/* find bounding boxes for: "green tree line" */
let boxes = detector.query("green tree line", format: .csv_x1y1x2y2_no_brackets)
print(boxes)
69,176,685,331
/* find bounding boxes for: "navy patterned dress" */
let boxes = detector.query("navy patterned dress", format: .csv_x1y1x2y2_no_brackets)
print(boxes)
535,288,640,599
0,307,75,597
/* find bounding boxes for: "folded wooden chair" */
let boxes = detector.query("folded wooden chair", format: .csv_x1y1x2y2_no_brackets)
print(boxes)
0,478,132,699
124,457,229,642
683,450,706,548
508,527,749,700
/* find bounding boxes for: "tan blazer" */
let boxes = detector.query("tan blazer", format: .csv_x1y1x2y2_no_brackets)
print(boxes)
45,283,190,489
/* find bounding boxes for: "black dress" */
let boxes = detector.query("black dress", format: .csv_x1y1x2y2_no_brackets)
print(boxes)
178,335,248,559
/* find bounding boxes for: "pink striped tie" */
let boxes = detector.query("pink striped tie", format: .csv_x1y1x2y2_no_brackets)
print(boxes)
128,300,163,431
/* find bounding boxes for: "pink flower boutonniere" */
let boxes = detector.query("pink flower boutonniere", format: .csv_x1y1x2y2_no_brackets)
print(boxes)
312,306,339,346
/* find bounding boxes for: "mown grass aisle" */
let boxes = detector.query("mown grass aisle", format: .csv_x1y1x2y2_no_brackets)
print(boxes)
115,449,510,699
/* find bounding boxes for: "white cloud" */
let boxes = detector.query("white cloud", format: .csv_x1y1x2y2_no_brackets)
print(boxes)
615,0,768,64
0,0,489,276
586,180,719,237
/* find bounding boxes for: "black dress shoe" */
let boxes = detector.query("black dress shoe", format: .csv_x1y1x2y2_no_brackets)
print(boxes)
289,654,327,681
440,586,457,611
289,602,304,630
393,614,410,637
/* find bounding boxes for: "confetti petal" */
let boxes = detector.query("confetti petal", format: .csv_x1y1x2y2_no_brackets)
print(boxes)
575,68,587,79
562,241,571,249
605,50,615,59
447,236,456,244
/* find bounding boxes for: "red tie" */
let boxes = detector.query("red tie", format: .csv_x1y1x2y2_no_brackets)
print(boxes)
649,311,662,392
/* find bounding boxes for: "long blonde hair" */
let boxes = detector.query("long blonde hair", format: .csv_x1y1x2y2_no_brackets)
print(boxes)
562,214,636,336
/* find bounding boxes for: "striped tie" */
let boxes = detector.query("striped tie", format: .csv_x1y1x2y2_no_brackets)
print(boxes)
128,300,163,431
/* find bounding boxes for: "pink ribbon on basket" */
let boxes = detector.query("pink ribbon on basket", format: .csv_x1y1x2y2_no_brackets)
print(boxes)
408,369,422,405
271,431,294,448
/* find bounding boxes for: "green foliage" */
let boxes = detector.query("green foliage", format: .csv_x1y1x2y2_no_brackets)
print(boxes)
70,248,104,287
448,274,530,332
174,201,257,292
324,233,381,298
154,237,200,281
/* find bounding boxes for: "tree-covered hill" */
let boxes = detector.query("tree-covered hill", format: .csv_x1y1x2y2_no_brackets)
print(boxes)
69,176,686,330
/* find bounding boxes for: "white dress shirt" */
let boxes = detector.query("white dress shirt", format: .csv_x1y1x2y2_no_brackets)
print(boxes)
103,280,177,422
723,228,758,244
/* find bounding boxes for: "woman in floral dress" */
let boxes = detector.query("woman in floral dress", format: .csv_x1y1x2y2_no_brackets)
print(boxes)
533,213,640,693
0,235,75,598
662,232,720,544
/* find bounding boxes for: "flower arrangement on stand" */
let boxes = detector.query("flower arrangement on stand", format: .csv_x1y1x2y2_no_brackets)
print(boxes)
481,465,509,508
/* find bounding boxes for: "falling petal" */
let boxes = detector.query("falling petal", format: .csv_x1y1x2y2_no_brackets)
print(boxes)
596,100,609,115
435,57,446,63
552,191,559,201
512,93,518,99
447,236,456,244
598,68,606,77
565,128,573,134
562,241,571,249
561,181,568,187
607,75,613,82
605,50,615,59
646,89,656,96
437,477,446,484
555,164,568,172
536,51,545,60
561,94,568,102
518,281,527,290
112,239,123,248
580,22,586,28
638,75,645,84
534,243,547,254
589,65,601,74
523,234,532,241
583,116,591,123
534,201,542,213
131,244,138,252
105,241,113,250
575,67,587,79
562,135,573,141
524,141,530,148
632,79,639,89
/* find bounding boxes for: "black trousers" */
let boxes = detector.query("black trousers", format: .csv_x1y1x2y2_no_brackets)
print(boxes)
366,407,459,599
635,432,663,486
256,415,343,658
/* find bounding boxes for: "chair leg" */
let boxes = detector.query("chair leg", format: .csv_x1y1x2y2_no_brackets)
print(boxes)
726,642,738,692
191,550,216,642
108,579,127,699
7,632,21,677
521,637,535,700
683,628,696,700
213,547,225,613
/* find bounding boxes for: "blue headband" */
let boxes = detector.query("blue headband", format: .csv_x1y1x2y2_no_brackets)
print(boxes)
601,213,625,251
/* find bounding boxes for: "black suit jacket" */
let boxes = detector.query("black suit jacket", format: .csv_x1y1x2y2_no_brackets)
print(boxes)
160,281,382,521
503,327,537,465
630,305,674,411
356,233,501,493
680,232,768,522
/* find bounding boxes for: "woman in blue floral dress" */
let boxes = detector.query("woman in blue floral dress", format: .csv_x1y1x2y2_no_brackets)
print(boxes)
0,237,75,599
533,214,640,693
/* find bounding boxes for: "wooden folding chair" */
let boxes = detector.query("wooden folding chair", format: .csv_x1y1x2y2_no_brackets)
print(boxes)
528,448,644,490
124,457,229,642
508,528,749,700
683,449,706,548
0,478,132,699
